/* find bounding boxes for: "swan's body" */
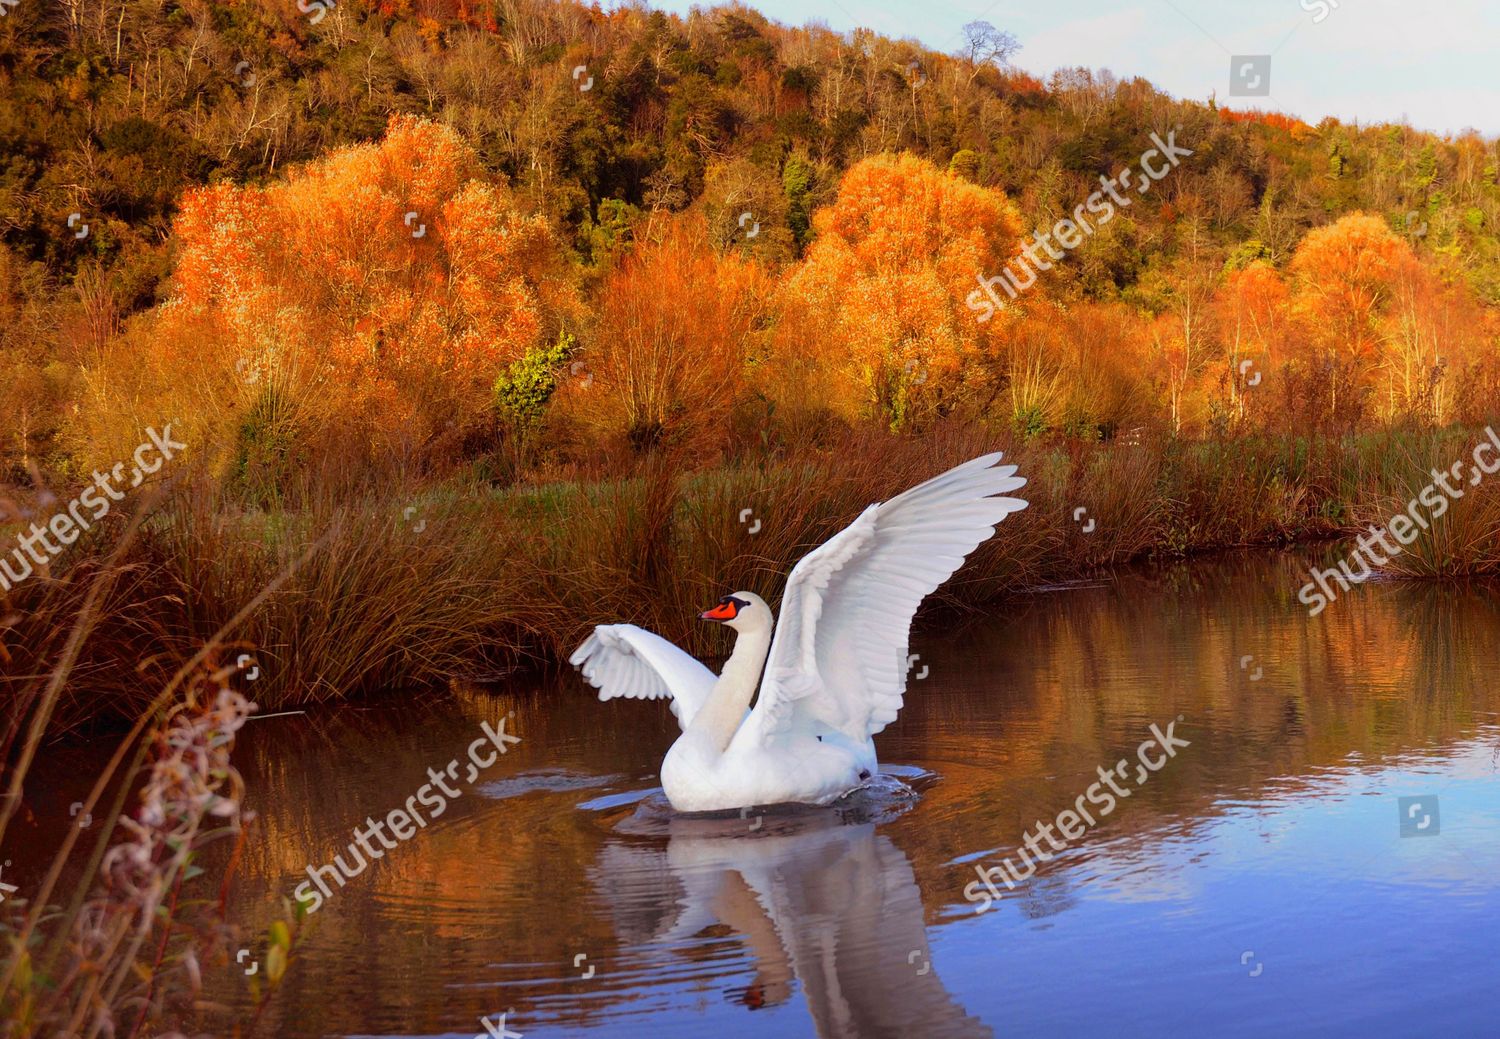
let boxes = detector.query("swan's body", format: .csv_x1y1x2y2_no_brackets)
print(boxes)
570,453,1028,812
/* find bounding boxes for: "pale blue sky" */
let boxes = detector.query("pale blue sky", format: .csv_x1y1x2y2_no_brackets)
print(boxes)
643,0,1500,137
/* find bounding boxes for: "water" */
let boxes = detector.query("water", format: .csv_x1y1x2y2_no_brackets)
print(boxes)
14,550,1500,1037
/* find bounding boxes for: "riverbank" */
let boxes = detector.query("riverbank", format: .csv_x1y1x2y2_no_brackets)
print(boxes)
5,423,1500,731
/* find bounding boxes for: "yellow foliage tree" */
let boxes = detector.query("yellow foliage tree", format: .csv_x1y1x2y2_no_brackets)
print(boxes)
778,153,1022,428
1288,213,1419,422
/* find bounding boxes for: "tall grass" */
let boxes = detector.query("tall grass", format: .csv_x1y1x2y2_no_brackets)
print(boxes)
1357,429,1500,577
2,423,1491,724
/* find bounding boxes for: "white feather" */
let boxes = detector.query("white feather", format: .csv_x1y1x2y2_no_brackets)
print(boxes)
736,452,1027,751
568,623,718,730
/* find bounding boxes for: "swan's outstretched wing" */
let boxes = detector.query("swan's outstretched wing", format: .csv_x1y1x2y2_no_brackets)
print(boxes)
570,624,718,731
739,453,1027,748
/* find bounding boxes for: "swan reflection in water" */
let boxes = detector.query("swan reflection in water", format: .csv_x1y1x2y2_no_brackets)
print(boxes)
590,792,992,1039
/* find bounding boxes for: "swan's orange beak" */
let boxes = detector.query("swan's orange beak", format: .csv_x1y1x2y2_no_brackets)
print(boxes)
699,601,738,622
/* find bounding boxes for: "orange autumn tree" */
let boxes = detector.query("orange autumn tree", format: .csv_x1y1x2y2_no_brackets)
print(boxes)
1139,221,1222,435
1214,261,1289,424
1287,213,1420,423
779,153,1022,429
160,115,575,468
583,214,770,451
1379,258,1489,424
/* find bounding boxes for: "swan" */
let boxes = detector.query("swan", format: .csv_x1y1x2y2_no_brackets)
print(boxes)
569,453,1028,812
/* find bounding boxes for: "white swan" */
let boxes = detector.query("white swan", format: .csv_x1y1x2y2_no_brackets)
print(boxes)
569,453,1028,812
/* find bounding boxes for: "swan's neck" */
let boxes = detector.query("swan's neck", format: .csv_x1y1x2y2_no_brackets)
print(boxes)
689,622,772,753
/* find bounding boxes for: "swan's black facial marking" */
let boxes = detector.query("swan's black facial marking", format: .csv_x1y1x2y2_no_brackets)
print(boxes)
699,594,752,622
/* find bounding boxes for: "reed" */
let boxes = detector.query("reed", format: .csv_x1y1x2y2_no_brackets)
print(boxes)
1359,430,1500,578
4,423,1494,725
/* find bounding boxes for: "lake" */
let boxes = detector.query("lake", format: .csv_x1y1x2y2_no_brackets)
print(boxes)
16,549,1500,1037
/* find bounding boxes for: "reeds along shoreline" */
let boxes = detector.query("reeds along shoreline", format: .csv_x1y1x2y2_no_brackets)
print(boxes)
3,424,1500,730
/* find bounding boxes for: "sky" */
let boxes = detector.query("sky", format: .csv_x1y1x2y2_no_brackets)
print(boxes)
643,0,1500,138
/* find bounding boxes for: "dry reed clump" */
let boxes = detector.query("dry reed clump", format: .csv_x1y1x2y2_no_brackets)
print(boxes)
1357,432,1500,578
1156,437,1329,552
2,516,330,1036
137,483,549,705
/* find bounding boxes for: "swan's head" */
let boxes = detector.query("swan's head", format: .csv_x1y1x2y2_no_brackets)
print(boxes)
698,590,770,633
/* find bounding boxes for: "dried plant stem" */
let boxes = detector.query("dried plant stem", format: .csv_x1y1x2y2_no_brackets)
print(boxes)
0,524,335,1018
